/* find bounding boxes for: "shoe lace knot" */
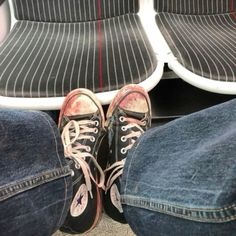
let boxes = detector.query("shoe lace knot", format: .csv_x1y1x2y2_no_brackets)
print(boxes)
61,120,105,199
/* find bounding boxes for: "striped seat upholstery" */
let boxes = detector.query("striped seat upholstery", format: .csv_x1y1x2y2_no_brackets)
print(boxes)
13,0,139,22
0,0,157,98
155,0,233,14
155,0,236,83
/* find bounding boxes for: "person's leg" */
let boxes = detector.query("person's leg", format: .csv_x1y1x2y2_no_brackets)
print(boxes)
121,98,236,236
0,109,72,236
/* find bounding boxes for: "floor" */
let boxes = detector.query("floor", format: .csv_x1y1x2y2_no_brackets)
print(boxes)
53,214,135,236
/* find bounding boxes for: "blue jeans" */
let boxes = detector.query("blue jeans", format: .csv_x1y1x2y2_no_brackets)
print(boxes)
121,98,236,236
0,110,72,236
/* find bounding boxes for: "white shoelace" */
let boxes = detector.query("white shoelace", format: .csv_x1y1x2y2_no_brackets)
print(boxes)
105,116,146,191
61,120,105,198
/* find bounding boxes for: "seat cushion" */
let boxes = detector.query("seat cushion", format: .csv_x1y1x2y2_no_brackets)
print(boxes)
13,0,139,22
154,0,234,15
0,14,157,98
156,12,236,82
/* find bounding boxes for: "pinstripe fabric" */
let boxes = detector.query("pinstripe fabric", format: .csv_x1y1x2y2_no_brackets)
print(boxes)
156,13,236,82
154,0,236,14
13,0,139,22
0,14,157,98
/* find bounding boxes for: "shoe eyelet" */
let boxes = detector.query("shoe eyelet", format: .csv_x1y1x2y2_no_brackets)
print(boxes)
90,137,95,142
121,148,127,154
75,163,80,169
86,146,91,152
142,121,147,126
121,126,127,131
119,116,125,122
94,128,98,134
94,120,99,126
71,170,75,177
121,136,127,142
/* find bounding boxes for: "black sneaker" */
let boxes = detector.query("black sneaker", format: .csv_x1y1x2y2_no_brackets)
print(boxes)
58,88,105,234
103,84,152,223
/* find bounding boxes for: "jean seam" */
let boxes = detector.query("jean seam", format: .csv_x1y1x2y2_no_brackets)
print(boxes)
0,166,71,201
122,180,236,212
121,195,236,223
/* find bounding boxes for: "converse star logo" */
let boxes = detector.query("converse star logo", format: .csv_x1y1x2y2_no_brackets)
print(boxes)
70,184,88,217
76,194,84,207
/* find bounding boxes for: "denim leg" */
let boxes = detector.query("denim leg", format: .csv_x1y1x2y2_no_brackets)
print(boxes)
124,206,236,236
0,109,72,236
121,98,236,236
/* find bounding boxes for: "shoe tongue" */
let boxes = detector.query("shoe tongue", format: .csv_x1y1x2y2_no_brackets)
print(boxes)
60,113,94,131
66,112,94,121
61,113,95,129
122,109,145,120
